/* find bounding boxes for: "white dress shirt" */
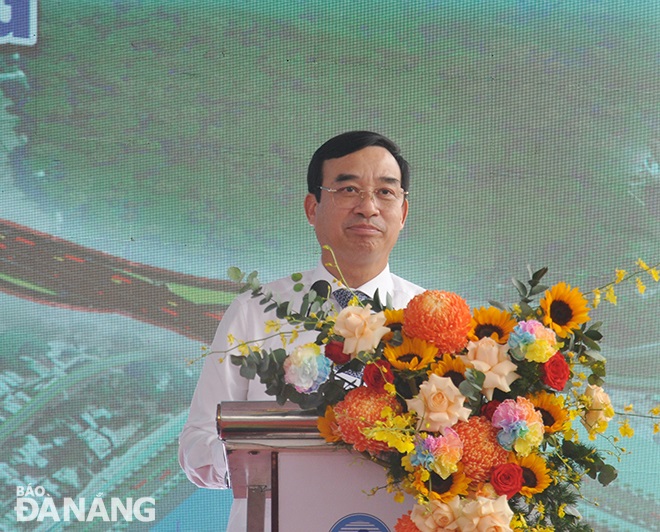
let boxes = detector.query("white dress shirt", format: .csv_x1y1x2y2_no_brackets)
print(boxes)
178,262,424,530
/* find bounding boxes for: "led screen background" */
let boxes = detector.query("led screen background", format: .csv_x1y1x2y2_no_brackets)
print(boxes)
0,1,659,530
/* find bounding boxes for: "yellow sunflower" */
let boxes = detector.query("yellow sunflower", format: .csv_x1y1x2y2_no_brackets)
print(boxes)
384,334,438,371
539,282,590,338
317,406,341,443
469,306,518,344
529,391,569,434
384,308,405,328
430,353,467,388
406,465,470,503
511,453,552,497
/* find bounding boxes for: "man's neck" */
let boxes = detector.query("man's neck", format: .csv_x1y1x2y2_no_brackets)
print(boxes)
322,257,387,288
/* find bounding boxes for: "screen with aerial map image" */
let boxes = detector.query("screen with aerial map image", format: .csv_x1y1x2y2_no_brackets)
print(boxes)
0,1,658,530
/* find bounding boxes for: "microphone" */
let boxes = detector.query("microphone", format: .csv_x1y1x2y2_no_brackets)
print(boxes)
309,280,331,301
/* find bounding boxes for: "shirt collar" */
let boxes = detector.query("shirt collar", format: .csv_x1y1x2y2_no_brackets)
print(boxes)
310,261,394,300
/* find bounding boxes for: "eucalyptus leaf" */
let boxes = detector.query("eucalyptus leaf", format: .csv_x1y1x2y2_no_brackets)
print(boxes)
598,464,618,486
529,284,549,296
488,300,506,310
227,266,244,282
512,277,528,298
583,350,606,362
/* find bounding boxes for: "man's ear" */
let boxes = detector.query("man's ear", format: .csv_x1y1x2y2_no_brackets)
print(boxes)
304,193,318,226
400,198,409,227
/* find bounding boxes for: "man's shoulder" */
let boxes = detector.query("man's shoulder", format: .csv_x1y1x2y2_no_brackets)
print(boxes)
390,273,425,295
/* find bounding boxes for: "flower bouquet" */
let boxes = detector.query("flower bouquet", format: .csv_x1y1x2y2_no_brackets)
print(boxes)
222,262,659,532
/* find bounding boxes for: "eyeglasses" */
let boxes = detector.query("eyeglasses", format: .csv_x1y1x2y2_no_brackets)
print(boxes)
318,185,408,209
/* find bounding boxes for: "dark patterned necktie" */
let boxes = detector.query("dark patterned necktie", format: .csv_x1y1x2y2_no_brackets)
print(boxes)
333,288,369,309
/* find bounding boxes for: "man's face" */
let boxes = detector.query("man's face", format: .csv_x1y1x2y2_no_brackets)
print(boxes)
304,146,408,279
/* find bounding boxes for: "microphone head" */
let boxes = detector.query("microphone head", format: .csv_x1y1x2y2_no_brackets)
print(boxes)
310,280,331,300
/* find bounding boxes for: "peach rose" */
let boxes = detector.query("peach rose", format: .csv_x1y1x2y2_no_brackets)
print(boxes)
334,304,390,357
406,374,471,432
410,498,461,532
455,495,513,532
461,338,520,400
581,384,614,433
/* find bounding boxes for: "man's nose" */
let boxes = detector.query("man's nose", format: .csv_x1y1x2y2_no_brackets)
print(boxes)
353,191,380,215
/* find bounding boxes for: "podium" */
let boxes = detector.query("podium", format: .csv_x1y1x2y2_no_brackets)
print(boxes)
217,401,413,532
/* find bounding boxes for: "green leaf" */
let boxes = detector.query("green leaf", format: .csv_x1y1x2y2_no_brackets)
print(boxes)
583,350,606,362
227,266,244,282
239,362,257,380
580,335,601,351
587,374,604,386
598,464,618,486
531,267,548,282
512,277,528,298
291,272,303,282
528,284,549,296
488,299,506,310
293,283,304,292
584,329,603,341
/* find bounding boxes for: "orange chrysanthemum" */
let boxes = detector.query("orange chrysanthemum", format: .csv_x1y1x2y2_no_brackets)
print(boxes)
454,416,509,483
334,387,402,454
394,511,420,532
403,290,471,354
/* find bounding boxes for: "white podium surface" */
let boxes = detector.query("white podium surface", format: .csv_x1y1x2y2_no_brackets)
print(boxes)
278,450,413,532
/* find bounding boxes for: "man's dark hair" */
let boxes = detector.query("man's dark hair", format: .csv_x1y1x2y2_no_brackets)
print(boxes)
307,131,410,201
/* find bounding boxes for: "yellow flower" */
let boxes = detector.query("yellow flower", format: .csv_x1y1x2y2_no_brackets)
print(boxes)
384,308,405,327
384,334,438,371
618,419,634,438
636,258,649,270
592,288,601,309
227,333,236,345
317,406,342,443
469,306,518,344
529,391,569,434
511,453,552,497
636,277,646,294
539,282,590,337
264,319,281,333
430,353,467,388
653,423,660,434
289,328,299,344
649,268,660,282
650,405,660,416
615,269,626,283
605,285,617,305
407,466,470,503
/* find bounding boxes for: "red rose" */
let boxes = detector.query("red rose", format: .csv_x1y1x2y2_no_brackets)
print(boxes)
481,400,501,421
541,352,570,391
490,463,524,499
364,359,394,392
325,340,350,365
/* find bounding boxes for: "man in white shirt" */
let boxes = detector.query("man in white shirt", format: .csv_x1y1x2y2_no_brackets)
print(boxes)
179,131,424,530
